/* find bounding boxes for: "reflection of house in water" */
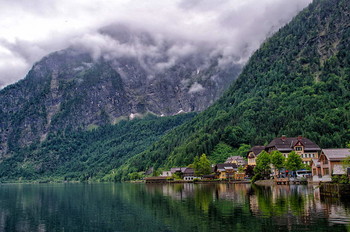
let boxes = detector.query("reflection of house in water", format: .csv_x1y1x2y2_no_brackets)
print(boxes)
215,184,250,203
157,184,196,200
248,185,350,226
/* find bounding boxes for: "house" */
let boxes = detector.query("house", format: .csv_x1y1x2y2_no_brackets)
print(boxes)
311,158,321,179
225,156,247,166
161,171,172,177
311,148,350,182
170,167,201,181
247,146,265,166
214,163,238,179
182,168,202,181
266,136,321,165
170,167,187,176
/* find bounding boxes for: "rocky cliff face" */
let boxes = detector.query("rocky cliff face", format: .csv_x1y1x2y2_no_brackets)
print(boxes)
0,28,241,156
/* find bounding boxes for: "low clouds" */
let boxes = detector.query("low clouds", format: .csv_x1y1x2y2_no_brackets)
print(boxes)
189,82,205,94
0,0,312,88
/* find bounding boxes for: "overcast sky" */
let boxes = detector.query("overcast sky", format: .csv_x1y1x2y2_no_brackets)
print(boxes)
0,0,312,88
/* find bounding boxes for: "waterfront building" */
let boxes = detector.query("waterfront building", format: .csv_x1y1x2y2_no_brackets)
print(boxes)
247,146,266,166
265,136,321,165
311,148,350,182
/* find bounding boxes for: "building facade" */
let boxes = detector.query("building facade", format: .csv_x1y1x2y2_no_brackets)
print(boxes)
265,136,321,165
247,146,266,166
311,148,350,182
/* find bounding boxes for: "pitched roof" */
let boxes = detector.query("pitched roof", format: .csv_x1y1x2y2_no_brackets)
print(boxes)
226,156,244,161
215,163,238,172
248,146,266,156
170,167,181,173
183,168,194,174
322,149,350,161
266,136,320,152
225,156,246,164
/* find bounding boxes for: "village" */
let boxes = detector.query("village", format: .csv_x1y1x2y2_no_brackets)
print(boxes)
144,136,350,185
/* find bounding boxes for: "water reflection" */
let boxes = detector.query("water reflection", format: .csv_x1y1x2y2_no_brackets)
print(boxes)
0,183,349,232
144,183,350,231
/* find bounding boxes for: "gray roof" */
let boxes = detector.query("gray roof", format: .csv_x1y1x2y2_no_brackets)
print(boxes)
248,146,266,156
226,156,244,161
183,168,194,174
215,163,238,172
266,136,320,152
322,149,350,161
225,156,246,164
170,167,187,173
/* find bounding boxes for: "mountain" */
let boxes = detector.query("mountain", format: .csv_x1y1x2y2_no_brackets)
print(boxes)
0,113,195,182
109,0,350,180
0,25,241,157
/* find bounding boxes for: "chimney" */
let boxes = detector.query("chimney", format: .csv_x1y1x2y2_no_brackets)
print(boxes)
281,135,286,141
298,135,302,140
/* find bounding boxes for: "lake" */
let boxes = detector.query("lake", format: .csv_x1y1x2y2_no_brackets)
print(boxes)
0,183,349,231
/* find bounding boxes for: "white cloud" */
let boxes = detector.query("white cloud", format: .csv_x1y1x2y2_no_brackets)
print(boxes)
0,0,312,88
189,82,205,93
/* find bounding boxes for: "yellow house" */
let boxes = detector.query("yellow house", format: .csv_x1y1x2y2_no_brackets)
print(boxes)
247,146,265,166
214,163,238,179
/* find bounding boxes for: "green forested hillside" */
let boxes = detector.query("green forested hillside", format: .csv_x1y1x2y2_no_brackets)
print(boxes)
0,113,195,182
109,0,350,180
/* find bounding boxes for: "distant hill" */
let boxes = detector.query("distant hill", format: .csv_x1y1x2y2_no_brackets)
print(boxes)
109,0,350,180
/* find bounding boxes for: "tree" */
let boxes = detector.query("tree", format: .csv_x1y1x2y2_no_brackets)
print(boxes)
236,144,251,157
285,151,303,172
253,151,271,180
211,142,236,163
193,154,212,176
343,142,350,169
270,151,285,176
245,165,254,178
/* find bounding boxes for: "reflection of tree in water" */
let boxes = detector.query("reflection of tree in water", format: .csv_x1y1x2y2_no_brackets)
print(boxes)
251,185,307,217
194,184,213,213
2,183,349,232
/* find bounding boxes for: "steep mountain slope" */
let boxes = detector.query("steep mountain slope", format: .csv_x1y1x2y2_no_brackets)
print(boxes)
0,113,195,182
0,26,241,156
110,0,350,180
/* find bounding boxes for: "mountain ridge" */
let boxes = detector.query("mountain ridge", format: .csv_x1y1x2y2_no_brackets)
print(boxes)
107,0,350,180
0,29,241,156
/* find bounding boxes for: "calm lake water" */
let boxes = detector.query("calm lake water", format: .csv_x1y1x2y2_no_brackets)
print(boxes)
0,183,349,232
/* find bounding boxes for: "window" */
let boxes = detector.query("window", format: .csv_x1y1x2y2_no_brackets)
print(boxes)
295,147,302,151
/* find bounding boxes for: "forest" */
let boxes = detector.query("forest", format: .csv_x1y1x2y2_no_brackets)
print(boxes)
108,0,350,181
0,113,195,182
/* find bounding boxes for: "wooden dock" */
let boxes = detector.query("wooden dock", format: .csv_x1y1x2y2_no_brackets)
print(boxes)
275,178,290,185
275,178,307,185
